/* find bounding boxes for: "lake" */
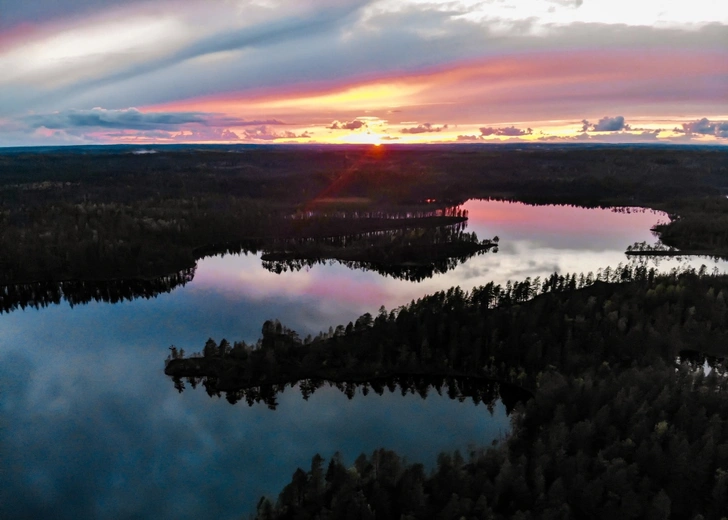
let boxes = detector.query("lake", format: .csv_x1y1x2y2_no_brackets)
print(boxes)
1,200,723,519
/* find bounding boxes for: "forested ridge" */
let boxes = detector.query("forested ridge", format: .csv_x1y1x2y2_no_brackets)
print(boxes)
166,267,728,519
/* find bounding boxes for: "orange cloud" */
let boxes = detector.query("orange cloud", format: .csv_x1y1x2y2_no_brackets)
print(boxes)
148,49,727,127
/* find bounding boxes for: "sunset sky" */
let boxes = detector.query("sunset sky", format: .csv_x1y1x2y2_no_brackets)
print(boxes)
0,0,726,146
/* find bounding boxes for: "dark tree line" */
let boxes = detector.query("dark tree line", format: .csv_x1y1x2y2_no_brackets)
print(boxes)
2,146,728,284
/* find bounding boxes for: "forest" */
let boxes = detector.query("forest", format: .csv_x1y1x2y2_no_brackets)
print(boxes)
1,144,728,286
165,265,728,519
4,144,728,518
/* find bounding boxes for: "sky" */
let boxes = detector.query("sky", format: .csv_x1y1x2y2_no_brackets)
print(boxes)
0,0,726,146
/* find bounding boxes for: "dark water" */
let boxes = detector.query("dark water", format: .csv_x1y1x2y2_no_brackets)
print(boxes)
1,201,722,519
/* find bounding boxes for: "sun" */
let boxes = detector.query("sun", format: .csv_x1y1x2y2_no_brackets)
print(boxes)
337,132,383,145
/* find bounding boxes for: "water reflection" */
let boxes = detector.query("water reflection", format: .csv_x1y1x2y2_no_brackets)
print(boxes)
194,200,726,319
0,276,509,520
0,268,195,313
167,372,531,416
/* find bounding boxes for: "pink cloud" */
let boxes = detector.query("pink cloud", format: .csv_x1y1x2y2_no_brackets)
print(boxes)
149,49,727,129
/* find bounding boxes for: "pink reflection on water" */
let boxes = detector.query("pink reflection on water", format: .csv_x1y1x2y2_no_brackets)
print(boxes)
191,253,390,309
465,200,665,246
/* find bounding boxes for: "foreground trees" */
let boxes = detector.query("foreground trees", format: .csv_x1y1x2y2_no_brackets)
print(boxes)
256,362,728,520
164,267,728,519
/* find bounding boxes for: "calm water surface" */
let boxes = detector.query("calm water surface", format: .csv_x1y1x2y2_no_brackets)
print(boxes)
1,201,723,519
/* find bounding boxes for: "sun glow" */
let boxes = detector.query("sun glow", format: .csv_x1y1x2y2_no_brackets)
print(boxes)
335,132,384,145
250,82,424,112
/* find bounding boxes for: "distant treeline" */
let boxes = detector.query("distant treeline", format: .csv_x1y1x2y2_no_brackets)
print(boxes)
2,146,727,284
163,266,728,519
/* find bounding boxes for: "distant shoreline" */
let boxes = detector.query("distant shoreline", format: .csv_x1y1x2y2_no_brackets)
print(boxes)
625,250,721,257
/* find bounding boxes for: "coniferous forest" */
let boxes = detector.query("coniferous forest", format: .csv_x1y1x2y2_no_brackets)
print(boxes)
167,266,728,520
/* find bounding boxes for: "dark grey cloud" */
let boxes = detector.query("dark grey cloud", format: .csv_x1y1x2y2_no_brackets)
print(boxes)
457,134,482,141
25,108,208,130
479,126,532,137
593,115,629,131
401,123,447,134
582,115,630,132
22,108,285,132
677,117,728,138
328,120,366,130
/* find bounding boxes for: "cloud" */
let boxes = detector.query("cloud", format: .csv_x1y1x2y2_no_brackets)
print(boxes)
401,123,447,134
678,117,728,138
479,126,532,137
169,128,241,142
22,108,286,132
236,119,287,126
538,129,665,143
457,134,482,141
34,2,372,106
2,1,727,145
25,108,207,130
582,115,630,132
242,126,311,141
328,119,366,130
0,0,153,29
548,0,584,7
5,108,295,144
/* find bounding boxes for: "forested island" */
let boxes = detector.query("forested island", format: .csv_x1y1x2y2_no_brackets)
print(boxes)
166,266,728,519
